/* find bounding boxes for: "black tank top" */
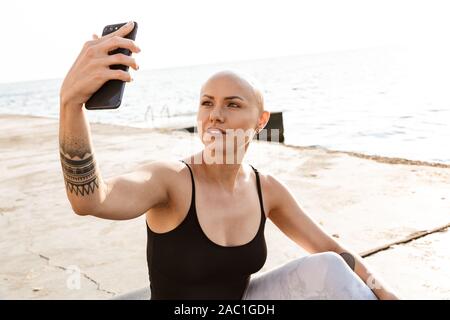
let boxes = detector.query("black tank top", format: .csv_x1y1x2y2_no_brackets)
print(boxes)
146,160,267,300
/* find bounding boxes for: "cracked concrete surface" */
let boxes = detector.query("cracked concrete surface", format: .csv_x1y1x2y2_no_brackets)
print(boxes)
28,249,116,296
361,223,450,257
0,114,449,299
365,228,450,299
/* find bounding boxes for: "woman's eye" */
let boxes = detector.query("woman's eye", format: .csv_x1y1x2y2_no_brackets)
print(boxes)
201,101,212,106
228,103,240,108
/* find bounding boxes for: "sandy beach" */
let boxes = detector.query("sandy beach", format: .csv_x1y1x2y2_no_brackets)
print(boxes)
0,113,449,299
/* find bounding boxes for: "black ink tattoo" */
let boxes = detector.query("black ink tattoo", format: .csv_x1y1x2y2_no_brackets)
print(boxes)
60,144,99,196
339,252,356,270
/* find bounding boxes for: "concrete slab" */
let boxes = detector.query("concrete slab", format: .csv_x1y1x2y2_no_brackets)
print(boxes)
0,114,448,299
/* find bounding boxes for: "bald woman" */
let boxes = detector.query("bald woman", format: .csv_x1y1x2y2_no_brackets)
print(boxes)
59,22,399,300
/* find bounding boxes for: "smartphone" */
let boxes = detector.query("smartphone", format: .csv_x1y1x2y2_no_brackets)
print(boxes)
85,22,138,110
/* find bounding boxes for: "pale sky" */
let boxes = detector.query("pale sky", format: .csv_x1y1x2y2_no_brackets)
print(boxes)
1,0,450,83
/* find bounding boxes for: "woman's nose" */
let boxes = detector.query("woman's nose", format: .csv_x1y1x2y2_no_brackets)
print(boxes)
209,106,224,122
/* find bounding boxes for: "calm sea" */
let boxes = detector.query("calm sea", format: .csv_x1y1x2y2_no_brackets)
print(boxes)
1,46,449,164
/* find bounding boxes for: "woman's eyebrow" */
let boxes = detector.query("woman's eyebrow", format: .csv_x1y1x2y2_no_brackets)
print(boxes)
224,96,244,101
201,94,245,101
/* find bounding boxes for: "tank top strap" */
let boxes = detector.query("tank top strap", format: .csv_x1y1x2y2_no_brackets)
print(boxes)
180,160,196,205
249,164,266,219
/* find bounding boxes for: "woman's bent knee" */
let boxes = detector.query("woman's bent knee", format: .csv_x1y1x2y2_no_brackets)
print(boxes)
310,251,346,266
244,253,377,300
287,252,377,300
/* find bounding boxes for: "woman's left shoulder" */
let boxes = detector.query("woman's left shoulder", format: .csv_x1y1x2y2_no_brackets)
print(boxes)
251,168,292,212
252,168,286,192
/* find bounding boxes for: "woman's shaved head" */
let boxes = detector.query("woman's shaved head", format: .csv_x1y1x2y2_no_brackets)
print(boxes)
200,70,265,114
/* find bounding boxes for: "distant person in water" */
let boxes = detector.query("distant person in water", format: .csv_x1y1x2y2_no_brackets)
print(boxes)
58,22,399,300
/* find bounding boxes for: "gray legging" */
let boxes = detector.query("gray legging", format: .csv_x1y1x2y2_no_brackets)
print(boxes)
243,252,377,300
112,252,377,300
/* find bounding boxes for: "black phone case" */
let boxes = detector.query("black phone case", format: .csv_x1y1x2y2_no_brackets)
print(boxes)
85,22,138,110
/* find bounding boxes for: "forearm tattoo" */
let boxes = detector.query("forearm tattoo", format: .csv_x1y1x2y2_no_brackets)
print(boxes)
339,252,356,270
60,142,99,196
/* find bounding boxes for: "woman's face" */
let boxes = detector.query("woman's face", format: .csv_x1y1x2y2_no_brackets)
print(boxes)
197,71,266,164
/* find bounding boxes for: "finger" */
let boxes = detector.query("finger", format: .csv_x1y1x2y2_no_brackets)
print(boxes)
102,21,135,40
92,34,99,40
106,69,133,82
101,36,141,54
105,53,139,71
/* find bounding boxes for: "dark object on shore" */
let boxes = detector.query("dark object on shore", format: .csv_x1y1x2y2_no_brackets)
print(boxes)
256,111,284,143
182,111,284,143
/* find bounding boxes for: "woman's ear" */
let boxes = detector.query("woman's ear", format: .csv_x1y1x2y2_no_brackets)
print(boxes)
258,111,271,131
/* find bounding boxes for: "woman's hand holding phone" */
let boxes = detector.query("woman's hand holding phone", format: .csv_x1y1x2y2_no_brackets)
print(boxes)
60,21,140,110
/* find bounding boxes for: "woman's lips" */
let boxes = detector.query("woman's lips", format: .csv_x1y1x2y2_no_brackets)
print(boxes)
206,128,226,135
